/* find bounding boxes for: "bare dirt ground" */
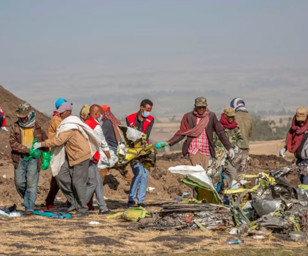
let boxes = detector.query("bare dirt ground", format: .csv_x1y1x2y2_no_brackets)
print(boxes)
0,140,307,255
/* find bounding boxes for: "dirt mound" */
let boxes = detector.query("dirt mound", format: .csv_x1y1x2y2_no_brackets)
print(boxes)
0,85,50,159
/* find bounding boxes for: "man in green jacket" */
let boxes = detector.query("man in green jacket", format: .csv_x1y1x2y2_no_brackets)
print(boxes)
230,98,253,173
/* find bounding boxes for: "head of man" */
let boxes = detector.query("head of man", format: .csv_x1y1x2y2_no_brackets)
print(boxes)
58,102,72,120
89,104,103,121
16,103,33,124
139,99,153,118
194,97,207,115
296,106,307,127
224,107,236,124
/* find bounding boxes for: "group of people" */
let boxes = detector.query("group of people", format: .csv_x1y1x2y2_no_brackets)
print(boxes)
0,96,307,216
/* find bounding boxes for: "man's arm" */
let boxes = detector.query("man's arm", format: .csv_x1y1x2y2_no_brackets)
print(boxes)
41,130,73,148
168,114,187,146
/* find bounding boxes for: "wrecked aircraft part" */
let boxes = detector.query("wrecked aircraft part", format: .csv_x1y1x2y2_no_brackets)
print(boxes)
141,203,235,230
252,197,283,217
256,215,290,232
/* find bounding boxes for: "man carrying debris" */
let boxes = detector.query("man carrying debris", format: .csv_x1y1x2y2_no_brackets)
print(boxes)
0,106,8,132
126,99,154,207
9,103,47,215
100,104,122,180
45,98,68,210
214,107,244,187
84,104,112,214
230,97,253,173
33,102,101,217
157,97,234,170
280,106,308,184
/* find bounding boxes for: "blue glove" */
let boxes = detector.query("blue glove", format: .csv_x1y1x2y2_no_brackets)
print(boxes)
156,142,169,149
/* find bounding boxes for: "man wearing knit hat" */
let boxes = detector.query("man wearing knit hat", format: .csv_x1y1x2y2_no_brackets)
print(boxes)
230,97,253,173
280,106,308,184
157,97,234,171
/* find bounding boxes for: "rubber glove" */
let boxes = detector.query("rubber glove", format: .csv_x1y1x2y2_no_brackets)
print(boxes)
229,148,235,160
41,152,52,170
279,147,286,157
1,127,8,132
156,142,169,149
25,139,41,161
33,142,42,150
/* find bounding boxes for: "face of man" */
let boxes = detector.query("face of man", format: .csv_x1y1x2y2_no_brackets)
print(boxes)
297,120,306,127
60,110,72,120
140,104,152,113
95,108,103,121
20,116,29,124
194,105,207,115
226,115,235,124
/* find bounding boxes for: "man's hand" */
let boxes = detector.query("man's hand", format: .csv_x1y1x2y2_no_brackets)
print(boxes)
279,147,286,158
156,142,169,149
33,142,42,150
229,148,235,160
1,127,8,132
234,146,239,154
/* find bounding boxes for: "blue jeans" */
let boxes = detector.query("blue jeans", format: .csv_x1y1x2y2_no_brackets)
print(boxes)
128,162,149,204
14,158,39,212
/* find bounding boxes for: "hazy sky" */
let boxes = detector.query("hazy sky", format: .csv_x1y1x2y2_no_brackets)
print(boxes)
1,0,307,118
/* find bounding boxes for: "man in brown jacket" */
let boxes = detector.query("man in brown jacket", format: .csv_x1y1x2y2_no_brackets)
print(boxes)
156,97,234,170
34,102,100,217
9,103,47,215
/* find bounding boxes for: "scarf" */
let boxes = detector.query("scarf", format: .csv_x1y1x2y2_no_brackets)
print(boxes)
103,110,122,142
220,113,238,129
18,111,36,128
175,109,210,137
50,115,101,176
286,116,308,153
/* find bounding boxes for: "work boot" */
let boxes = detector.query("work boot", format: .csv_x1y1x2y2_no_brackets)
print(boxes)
66,205,76,212
75,211,89,217
98,209,113,215
128,200,136,207
137,203,145,208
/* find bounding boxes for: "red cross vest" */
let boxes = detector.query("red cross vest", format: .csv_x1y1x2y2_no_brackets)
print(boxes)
126,112,154,133
84,117,100,163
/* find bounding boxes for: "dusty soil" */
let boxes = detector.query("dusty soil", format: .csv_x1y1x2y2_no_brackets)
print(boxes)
0,142,306,255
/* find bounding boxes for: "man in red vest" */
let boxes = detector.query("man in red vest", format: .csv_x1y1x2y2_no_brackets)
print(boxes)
126,99,154,207
85,104,112,214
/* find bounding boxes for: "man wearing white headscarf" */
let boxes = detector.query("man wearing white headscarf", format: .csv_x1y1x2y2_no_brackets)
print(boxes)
230,97,253,173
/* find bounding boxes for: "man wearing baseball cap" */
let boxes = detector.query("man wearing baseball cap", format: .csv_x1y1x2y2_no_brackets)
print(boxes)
156,97,234,170
280,106,308,184
9,102,48,215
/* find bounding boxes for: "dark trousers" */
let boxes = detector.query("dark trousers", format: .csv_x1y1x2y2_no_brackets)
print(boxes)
45,176,59,206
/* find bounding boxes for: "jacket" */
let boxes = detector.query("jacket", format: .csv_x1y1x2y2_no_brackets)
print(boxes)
9,122,48,169
42,129,92,167
169,111,232,157
235,111,253,149
48,115,62,139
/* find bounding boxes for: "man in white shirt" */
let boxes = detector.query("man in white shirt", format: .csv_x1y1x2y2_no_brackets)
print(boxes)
84,104,111,214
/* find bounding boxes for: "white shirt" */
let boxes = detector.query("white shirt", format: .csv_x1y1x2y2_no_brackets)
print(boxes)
93,121,110,152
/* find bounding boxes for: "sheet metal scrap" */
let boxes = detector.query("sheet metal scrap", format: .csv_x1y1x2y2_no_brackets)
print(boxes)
140,203,235,230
